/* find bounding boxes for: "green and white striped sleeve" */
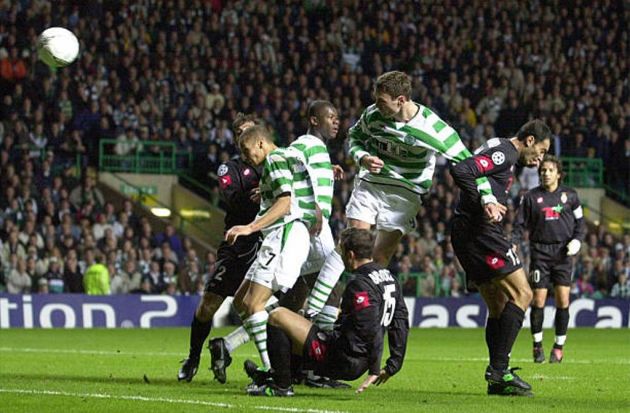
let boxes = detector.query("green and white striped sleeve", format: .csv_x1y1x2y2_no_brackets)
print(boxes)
348,108,372,164
265,152,293,199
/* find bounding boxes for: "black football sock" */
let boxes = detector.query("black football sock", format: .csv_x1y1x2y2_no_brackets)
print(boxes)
493,302,525,371
267,325,292,388
554,307,569,349
189,315,212,360
485,317,500,366
530,306,544,344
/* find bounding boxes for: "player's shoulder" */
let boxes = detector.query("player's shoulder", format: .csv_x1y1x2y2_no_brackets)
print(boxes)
558,185,578,195
217,158,239,177
526,186,545,198
362,104,388,124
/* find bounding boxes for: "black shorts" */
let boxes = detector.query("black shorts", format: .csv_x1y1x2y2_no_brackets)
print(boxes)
303,325,367,381
204,238,261,298
529,242,573,289
451,215,523,288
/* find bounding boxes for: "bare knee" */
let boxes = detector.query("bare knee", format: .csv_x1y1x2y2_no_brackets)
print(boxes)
268,307,285,327
532,289,547,308
514,284,533,309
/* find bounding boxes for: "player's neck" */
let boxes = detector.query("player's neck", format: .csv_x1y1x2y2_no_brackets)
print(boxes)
544,182,559,192
351,258,373,271
306,128,325,141
393,101,418,122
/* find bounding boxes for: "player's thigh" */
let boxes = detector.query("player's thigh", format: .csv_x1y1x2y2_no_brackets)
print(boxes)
195,291,225,321
268,307,312,354
345,180,380,227
278,274,311,312
373,228,403,265
451,218,523,288
301,223,335,276
242,281,274,313
478,282,509,318
205,247,253,300
272,222,311,291
375,187,420,235
493,267,533,310
244,226,287,291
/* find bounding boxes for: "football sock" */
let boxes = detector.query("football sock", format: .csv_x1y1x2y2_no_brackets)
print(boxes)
243,311,271,369
485,317,500,365
306,250,344,315
267,325,292,388
554,307,569,348
493,302,525,371
189,315,212,360
223,325,250,354
315,305,338,331
223,301,280,353
530,306,544,343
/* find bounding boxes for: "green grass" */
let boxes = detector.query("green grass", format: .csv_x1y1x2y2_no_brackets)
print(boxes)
1,328,628,413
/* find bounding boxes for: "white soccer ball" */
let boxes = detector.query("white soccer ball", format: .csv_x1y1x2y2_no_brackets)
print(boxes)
37,27,79,68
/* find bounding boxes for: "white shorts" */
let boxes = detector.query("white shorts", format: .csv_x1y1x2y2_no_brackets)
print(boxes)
300,221,336,276
345,179,421,235
245,221,310,292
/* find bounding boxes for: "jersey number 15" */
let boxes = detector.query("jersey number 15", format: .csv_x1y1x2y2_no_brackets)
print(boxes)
381,284,396,327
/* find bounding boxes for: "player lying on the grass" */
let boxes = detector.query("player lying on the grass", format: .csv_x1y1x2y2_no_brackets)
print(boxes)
244,227,409,397
225,125,323,374
512,155,585,364
178,113,263,382
450,119,552,397
344,70,499,266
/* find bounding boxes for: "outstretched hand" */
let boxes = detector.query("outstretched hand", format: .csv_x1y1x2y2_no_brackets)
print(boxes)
356,370,391,394
356,374,378,394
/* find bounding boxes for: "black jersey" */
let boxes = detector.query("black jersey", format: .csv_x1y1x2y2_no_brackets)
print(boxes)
450,138,519,222
512,185,586,245
217,158,262,248
333,262,409,376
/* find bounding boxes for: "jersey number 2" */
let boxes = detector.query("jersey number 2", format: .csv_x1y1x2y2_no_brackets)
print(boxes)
381,284,396,327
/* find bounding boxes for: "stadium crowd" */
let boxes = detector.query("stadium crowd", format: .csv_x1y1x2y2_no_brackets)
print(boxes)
0,0,628,298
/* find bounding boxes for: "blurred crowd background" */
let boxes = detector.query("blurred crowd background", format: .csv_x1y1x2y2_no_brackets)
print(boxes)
0,0,628,298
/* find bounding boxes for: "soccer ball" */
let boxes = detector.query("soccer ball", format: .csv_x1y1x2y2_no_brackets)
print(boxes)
37,27,80,68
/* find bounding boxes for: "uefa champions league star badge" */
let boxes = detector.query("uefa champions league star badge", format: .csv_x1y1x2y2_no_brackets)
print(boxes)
218,164,229,176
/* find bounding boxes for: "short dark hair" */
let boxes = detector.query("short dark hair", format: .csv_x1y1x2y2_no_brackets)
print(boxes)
239,125,273,146
307,100,335,119
516,119,552,143
539,154,563,181
374,71,412,99
232,113,262,140
339,228,374,260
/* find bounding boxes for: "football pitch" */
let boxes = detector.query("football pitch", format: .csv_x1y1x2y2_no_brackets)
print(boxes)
1,328,628,413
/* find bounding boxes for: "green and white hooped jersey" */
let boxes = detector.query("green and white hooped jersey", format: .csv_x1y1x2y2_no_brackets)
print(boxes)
348,103,494,202
257,147,318,234
289,134,334,220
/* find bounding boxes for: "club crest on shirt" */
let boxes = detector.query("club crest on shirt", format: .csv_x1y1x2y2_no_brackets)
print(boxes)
218,164,229,176
537,197,543,203
561,192,567,203
244,168,251,176
491,151,505,165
